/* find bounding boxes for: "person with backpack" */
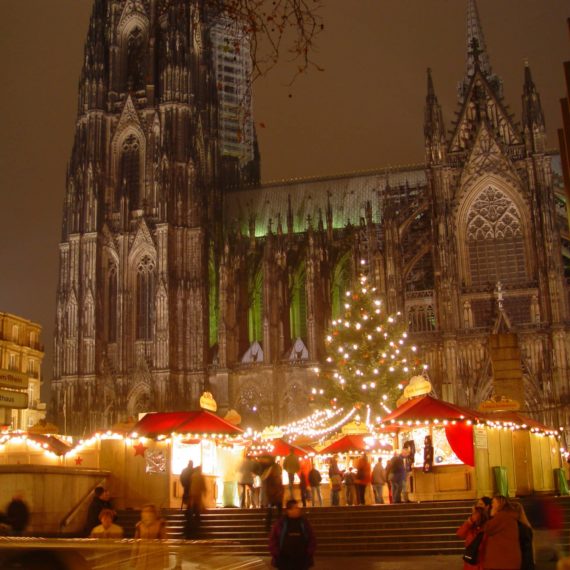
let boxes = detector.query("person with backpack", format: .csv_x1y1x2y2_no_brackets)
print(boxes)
308,466,323,507
269,499,316,570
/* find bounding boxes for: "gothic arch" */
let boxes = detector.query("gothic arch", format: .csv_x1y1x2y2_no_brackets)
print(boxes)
281,381,309,420
117,10,149,92
127,381,151,417
403,244,433,289
456,175,533,288
112,126,146,209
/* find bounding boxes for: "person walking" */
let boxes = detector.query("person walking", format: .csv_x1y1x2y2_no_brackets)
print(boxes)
6,492,30,536
371,458,386,504
283,450,301,499
298,469,309,508
343,469,356,506
483,495,521,570
90,508,124,538
132,504,167,570
264,458,284,531
186,465,207,537
387,451,407,504
328,456,342,507
84,487,113,536
269,499,316,570
308,465,323,507
237,454,255,508
457,504,488,570
179,460,194,509
355,453,372,505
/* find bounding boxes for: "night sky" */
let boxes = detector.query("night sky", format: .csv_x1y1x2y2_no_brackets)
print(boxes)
0,1,567,396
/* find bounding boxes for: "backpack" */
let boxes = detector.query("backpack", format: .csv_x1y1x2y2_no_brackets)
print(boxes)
309,468,322,486
462,531,484,566
279,518,309,559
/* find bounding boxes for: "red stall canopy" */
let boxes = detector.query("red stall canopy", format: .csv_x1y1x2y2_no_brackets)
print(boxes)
319,434,392,455
381,395,480,425
132,410,243,437
249,438,308,457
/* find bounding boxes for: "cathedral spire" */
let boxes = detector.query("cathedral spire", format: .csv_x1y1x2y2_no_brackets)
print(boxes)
459,0,503,99
522,61,546,153
424,68,446,165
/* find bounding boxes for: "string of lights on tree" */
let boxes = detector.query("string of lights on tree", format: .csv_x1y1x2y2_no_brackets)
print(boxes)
314,271,428,411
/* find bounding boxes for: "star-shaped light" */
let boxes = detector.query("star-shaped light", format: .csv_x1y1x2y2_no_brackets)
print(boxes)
133,442,147,457
74,456,83,466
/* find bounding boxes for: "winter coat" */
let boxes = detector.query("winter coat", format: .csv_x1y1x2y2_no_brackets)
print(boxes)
457,518,485,570
371,463,386,485
308,468,322,487
265,464,285,505
386,455,406,483
283,453,301,475
6,499,29,533
85,497,112,536
238,458,255,485
483,509,521,570
355,457,372,485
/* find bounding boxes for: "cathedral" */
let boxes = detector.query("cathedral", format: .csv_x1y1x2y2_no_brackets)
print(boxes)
52,0,570,435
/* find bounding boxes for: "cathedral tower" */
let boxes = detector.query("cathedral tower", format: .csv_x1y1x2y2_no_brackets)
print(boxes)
52,0,257,434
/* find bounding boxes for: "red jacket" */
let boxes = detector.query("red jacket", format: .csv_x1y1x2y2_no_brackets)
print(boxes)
355,457,372,485
457,518,485,570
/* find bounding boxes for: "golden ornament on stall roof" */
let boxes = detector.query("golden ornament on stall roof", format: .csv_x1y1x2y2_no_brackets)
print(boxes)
199,392,217,412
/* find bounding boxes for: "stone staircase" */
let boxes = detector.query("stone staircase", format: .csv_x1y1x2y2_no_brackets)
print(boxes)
116,497,570,557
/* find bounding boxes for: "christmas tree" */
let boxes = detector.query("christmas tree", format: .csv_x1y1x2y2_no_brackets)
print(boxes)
315,274,426,411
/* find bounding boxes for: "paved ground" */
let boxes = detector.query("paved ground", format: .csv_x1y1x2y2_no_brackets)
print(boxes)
260,555,462,570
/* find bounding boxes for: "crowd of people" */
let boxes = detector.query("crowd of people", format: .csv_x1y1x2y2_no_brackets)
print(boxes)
235,448,414,512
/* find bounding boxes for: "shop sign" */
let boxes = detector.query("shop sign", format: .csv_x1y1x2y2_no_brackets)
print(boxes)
474,426,488,449
0,370,29,391
403,375,432,399
0,389,28,409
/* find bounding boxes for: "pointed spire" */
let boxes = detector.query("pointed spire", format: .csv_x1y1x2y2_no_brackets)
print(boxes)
466,0,492,78
424,68,446,165
522,60,546,153
459,0,503,99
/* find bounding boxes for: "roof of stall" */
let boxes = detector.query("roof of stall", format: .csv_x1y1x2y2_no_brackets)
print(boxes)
132,410,243,437
319,434,392,455
27,433,73,456
249,438,309,457
381,395,480,425
481,411,554,432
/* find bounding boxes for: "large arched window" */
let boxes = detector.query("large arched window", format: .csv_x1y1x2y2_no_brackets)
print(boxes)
119,134,141,208
331,253,352,320
290,264,307,341
136,255,155,340
125,26,146,91
466,187,527,288
248,267,263,343
108,265,118,343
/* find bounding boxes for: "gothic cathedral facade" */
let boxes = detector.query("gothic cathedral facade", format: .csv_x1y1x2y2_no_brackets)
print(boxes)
52,0,570,434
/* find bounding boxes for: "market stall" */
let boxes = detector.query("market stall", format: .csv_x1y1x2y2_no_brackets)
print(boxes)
379,391,565,500
380,393,480,501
